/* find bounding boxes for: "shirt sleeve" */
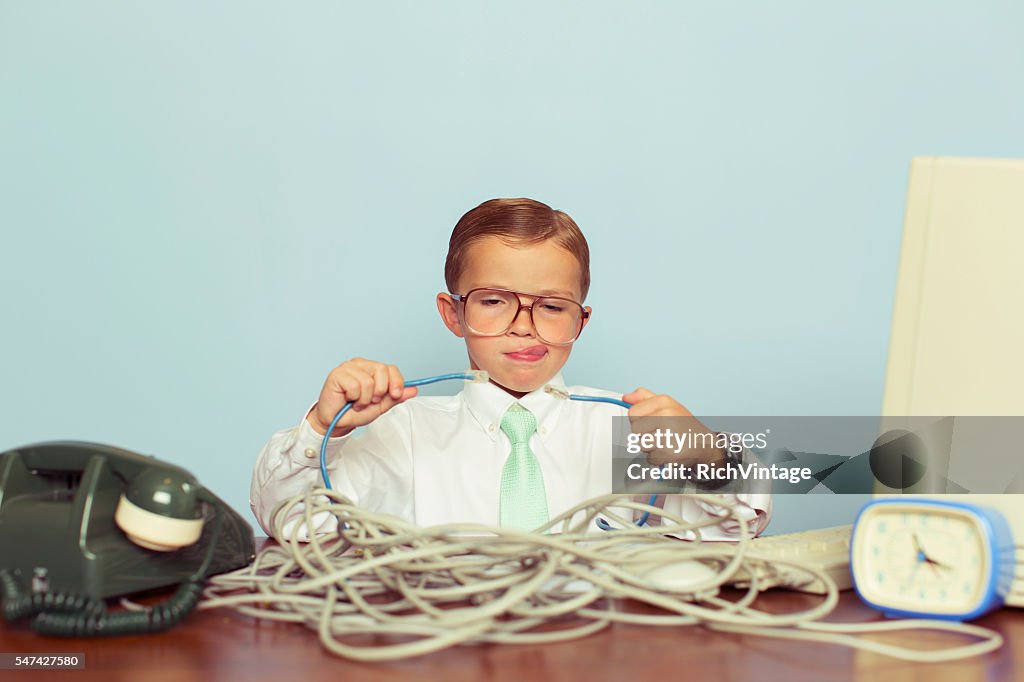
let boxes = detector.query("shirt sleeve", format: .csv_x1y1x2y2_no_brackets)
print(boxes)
249,404,414,540
652,493,771,541
657,442,774,540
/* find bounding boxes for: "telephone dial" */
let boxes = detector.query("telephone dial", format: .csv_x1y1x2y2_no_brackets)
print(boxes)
0,441,254,636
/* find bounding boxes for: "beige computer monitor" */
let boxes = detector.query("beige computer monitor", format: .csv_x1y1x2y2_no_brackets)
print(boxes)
879,156,1024,604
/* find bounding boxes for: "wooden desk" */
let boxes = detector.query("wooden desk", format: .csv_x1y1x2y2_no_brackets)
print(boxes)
3,550,1022,681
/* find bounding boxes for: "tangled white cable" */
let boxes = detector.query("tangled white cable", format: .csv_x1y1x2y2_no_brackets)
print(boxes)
199,491,1003,662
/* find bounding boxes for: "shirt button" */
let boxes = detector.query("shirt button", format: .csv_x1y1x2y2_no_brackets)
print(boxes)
304,448,317,459
538,427,547,436
488,424,496,432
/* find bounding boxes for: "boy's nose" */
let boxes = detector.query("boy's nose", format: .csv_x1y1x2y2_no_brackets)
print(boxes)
508,300,537,336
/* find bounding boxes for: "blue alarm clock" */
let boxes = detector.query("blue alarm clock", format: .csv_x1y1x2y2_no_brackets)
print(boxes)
851,498,1016,620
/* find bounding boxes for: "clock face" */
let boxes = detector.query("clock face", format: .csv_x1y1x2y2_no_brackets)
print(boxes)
852,503,992,616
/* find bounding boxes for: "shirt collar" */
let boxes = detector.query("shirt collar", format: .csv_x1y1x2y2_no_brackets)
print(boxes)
463,371,568,442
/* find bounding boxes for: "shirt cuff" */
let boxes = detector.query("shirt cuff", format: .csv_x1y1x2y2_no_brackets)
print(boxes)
277,510,341,541
694,494,772,540
288,403,351,468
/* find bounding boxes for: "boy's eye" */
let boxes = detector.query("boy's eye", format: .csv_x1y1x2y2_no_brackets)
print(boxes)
540,302,567,313
479,298,506,307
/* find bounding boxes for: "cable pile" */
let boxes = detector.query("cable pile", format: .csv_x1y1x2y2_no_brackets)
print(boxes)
199,491,1002,662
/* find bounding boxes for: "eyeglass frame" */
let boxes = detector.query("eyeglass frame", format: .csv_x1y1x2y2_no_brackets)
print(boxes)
449,287,591,346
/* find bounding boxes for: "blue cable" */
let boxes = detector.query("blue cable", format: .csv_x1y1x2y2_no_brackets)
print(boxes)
558,393,632,409
319,375,656,530
547,388,658,529
319,371,487,491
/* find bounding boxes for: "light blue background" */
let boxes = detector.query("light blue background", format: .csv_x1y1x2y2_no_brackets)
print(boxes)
2,2,1022,534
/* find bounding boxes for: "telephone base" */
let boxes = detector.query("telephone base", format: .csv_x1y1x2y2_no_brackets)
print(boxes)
0,442,255,601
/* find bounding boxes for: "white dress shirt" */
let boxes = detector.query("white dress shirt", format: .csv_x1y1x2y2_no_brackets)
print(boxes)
250,372,772,540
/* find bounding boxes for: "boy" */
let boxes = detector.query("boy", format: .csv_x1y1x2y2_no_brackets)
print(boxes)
250,198,771,539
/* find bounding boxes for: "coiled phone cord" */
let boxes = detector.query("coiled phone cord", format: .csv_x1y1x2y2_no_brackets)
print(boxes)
0,499,224,636
0,572,104,622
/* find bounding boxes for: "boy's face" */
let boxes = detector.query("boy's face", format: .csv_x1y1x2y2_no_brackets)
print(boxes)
437,236,591,397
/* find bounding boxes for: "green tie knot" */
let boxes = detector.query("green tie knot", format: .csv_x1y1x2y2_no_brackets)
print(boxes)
500,403,537,445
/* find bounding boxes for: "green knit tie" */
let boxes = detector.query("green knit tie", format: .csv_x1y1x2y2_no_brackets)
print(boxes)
498,404,549,530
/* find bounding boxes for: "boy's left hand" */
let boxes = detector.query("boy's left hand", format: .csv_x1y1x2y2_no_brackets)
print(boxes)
622,387,725,467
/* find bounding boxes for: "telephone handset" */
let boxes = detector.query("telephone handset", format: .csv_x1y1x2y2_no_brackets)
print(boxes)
0,441,254,635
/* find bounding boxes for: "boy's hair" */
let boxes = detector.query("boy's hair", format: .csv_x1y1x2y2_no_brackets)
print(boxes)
444,198,591,301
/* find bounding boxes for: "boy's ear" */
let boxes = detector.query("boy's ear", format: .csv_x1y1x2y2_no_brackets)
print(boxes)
581,305,593,333
436,293,465,338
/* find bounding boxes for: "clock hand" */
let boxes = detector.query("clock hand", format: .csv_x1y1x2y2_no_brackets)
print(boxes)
923,556,953,571
912,533,953,571
912,533,929,564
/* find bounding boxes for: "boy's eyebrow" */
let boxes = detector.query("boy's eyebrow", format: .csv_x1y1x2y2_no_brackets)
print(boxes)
533,288,576,298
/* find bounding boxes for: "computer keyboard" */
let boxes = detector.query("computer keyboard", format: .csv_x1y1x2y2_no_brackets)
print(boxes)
729,524,853,594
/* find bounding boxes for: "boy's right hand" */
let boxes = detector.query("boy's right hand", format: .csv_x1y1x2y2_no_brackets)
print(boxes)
306,359,418,437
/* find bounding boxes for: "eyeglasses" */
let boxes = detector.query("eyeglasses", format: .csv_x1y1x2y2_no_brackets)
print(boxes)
451,288,590,346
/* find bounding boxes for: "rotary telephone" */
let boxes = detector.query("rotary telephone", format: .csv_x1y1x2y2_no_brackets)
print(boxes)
0,441,254,636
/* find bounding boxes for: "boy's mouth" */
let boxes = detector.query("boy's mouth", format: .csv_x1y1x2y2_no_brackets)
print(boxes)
505,345,548,362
